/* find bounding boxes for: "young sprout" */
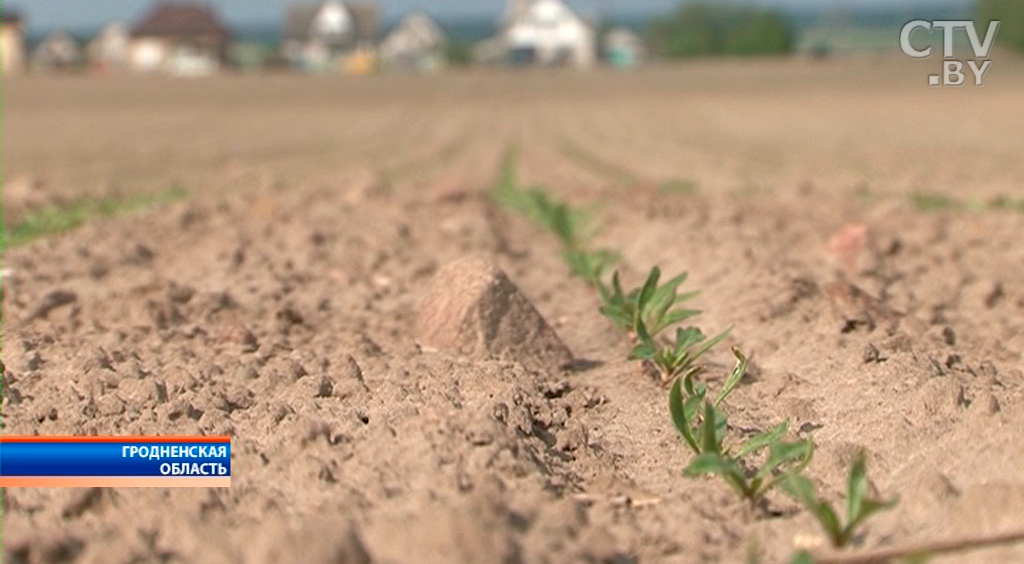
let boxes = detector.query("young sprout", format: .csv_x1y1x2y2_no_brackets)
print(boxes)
633,266,703,337
781,450,898,548
597,270,639,334
565,247,619,288
684,415,814,504
630,318,730,385
523,188,580,248
670,348,814,504
598,266,703,342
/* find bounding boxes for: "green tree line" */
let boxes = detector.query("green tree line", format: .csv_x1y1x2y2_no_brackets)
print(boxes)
977,0,1024,51
648,2,794,58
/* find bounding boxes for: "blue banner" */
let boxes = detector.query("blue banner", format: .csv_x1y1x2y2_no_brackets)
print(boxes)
0,441,231,477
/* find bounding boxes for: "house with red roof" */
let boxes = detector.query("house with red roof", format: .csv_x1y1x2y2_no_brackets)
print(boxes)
128,2,232,76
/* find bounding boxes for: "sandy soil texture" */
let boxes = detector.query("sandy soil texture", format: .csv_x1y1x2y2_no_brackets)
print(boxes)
3,59,1024,564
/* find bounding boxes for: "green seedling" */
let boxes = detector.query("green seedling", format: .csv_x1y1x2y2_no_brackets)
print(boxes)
519,187,591,248
660,178,699,194
489,155,595,254
565,247,620,287
7,185,187,247
492,147,520,200
668,353,740,457
490,146,624,289
597,270,641,334
684,421,814,505
909,191,963,212
633,266,703,337
781,450,898,548
598,266,703,340
670,348,814,503
989,195,1024,212
630,318,730,385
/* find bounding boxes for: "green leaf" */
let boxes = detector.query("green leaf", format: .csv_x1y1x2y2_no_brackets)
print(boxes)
672,327,706,354
678,364,703,385
628,342,658,361
781,473,844,546
755,440,813,481
685,452,752,499
843,451,898,540
713,344,745,406
735,421,789,458
654,271,689,303
646,271,688,330
673,289,701,304
682,394,702,423
695,326,731,360
788,551,816,564
712,405,730,448
846,496,899,539
611,271,626,301
598,271,634,332
634,318,657,348
669,377,699,452
682,371,703,399
658,308,702,332
700,401,721,454
647,278,680,322
846,450,869,526
684,452,738,476
636,267,662,318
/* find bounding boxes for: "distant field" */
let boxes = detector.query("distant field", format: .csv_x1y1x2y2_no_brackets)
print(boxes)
5,57,1024,564
6,57,1023,211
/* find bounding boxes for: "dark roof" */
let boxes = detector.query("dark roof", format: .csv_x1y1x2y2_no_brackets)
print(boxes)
131,2,230,39
284,3,328,42
2,10,23,24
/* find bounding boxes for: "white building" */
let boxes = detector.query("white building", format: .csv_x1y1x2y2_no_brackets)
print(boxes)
503,0,595,68
282,1,378,73
31,30,82,71
87,22,131,72
379,11,447,72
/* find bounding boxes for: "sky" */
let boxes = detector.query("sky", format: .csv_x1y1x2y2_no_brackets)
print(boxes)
7,0,972,34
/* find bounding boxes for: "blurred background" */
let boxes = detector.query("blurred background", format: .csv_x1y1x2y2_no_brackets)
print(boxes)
2,0,1021,245
1,0,1020,76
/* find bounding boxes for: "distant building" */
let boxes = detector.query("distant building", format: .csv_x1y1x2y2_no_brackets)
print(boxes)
30,30,83,71
489,0,595,68
129,2,232,76
1,11,26,75
379,11,447,72
88,22,131,73
603,27,645,68
282,1,379,74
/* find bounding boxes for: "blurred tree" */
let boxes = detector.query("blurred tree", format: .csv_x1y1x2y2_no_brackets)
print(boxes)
977,0,1024,51
445,40,474,66
650,3,721,57
725,10,793,55
648,2,794,58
